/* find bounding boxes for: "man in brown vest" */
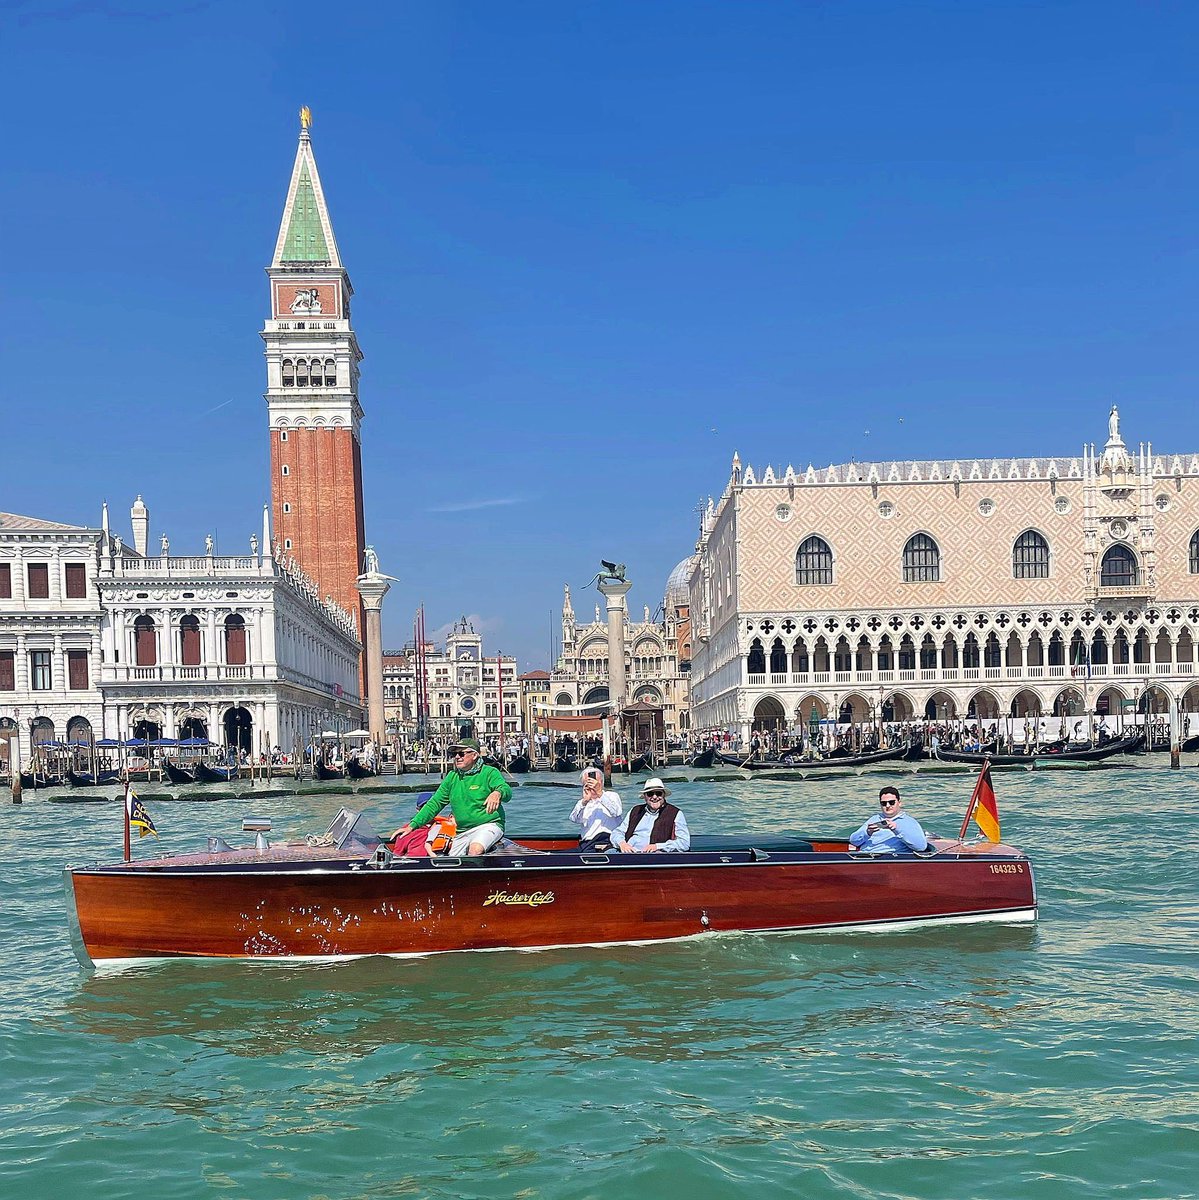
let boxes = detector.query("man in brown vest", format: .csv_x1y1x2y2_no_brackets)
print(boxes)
615,778,691,853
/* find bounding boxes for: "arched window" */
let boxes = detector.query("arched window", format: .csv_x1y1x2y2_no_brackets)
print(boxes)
134,615,157,667
282,359,295,387
224,614,247,666
795,536,833,585
902,534,940,583
1190,530,1199,574
747,638,766,674
324,358,337,386
296,359,309,387
1100,544,1138,587
1013,530,1050,579
179,614,201,666
769,638,787,674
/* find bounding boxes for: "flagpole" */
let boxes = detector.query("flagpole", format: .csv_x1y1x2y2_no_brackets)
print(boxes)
123,779,131,862
958,755,988,841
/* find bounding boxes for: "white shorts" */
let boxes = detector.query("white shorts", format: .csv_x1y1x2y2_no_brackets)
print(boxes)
448,823,504,856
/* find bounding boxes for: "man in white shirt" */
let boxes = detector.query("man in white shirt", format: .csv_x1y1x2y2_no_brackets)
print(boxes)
569,767,623,851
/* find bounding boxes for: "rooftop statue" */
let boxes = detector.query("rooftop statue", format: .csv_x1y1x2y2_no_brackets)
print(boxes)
587,560,628,589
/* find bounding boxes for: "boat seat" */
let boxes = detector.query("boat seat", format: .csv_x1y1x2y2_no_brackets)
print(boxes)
489,838,550,856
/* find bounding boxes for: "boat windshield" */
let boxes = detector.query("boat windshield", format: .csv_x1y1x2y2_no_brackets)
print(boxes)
324,807,382,853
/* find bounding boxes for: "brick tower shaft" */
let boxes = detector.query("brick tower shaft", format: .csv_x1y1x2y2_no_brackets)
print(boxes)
262,111,367,636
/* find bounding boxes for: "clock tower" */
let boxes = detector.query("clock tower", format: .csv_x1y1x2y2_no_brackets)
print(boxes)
262,109,367,632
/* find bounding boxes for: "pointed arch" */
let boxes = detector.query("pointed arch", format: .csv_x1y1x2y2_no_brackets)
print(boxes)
1013,529,1050,579
1100,544,1138,587
902,533,941,583
795,535,833,585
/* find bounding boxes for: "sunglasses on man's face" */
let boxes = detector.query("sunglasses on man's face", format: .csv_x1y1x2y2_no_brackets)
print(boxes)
645,790,666,799
880,798,899,807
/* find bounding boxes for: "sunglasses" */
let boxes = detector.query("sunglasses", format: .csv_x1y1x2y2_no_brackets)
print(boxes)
880,798,899,807
644,790,666,799
453,750,473,758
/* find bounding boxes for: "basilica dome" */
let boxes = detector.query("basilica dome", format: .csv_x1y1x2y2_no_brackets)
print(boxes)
664,555,696,609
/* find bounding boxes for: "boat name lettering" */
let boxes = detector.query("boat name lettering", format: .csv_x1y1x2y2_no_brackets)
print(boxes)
988,863,1024,874
483,889,556,907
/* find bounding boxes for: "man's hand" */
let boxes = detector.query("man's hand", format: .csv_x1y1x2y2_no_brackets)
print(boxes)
391,823,412,840
484,791,501,814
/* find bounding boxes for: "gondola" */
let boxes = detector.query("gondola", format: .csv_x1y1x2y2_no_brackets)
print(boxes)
686,746,717,769
346,758,377,780
553,756,578,773
716,742,910,772
19,771,63,789
315,761,346,781
67,768,121,788
164,760,197,785
1144,734,1199,754
629,753,652,773
194,762,239,784
506,754,532,774
934,732,1145,766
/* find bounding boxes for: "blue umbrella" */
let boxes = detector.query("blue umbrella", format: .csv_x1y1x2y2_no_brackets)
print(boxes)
150,738,179,747
95,738,122,748
177,737,211,747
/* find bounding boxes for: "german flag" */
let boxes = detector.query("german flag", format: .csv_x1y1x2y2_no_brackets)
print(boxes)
958,760,1000,843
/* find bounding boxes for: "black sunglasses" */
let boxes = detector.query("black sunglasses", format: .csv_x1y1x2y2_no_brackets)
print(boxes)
880,797,899,806
644,790,666,798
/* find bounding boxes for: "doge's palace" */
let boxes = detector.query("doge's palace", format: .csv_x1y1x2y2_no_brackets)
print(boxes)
688,409,1199,741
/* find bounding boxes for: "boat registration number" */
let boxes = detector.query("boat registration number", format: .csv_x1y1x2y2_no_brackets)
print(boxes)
988,863,1025,874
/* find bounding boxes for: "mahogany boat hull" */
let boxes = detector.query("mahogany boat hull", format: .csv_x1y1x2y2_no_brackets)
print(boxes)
65,844,1036,965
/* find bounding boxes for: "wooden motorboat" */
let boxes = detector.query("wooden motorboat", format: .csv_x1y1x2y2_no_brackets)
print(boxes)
346,758,377,780
935,732,1144,766
194,762,239,784
314,761,346,781
686,747,717,769
63,807,1037,965
716,743,909,772
164,760,197,785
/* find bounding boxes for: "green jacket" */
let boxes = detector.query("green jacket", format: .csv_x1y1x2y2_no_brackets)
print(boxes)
410,764,512,833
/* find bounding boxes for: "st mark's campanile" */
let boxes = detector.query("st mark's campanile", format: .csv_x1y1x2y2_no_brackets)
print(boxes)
262,109,367,636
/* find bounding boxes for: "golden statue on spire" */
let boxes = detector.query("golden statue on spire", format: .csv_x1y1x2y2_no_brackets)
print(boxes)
300,106,312,130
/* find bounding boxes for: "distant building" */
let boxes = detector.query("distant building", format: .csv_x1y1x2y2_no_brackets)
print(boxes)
548,563,693,736
0,502,361,769
382,618,519,742
688,409,1199,741
518,670,551,742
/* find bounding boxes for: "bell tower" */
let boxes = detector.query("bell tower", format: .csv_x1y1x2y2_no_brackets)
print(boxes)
262,108,366,630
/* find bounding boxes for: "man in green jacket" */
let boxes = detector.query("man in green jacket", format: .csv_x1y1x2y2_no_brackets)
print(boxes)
393,738,512,855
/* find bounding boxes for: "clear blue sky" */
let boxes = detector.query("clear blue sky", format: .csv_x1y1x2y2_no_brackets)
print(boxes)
5,1,1197,668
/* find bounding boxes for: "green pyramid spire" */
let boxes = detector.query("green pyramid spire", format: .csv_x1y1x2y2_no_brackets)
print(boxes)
280,161,331,263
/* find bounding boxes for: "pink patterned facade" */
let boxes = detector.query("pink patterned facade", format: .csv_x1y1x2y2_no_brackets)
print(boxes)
688,410,1199,739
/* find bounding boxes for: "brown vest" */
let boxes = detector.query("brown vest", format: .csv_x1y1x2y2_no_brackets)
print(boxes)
624,802,679,845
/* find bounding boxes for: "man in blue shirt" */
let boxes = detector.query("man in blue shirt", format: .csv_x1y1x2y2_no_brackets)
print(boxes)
848,785,928,853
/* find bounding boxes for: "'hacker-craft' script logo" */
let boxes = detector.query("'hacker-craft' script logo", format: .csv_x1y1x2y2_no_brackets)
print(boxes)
483,889,556,907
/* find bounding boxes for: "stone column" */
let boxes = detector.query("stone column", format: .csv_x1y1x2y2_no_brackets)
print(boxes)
598,579,632,713
356,553,393,744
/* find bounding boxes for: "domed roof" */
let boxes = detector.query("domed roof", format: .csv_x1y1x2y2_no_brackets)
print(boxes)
664,555,696,608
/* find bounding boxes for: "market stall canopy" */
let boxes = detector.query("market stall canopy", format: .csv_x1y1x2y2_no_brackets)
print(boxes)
535,713,606,734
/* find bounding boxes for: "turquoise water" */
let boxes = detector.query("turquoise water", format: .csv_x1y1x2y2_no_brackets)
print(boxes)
2,767,1196,1199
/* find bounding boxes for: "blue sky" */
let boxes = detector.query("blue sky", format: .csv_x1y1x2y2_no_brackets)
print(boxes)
4,1,1197,668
